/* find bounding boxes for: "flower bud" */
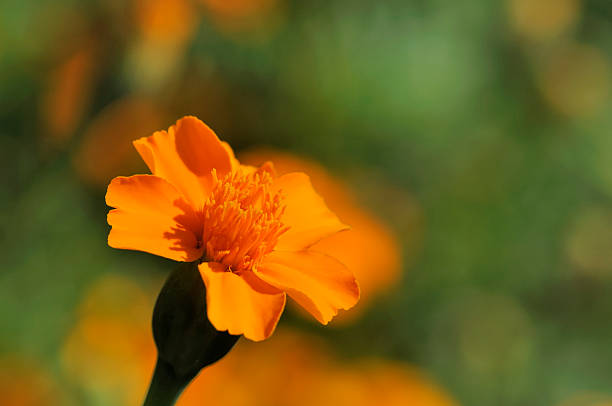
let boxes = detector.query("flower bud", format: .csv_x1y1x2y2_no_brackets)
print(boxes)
144,262,239,405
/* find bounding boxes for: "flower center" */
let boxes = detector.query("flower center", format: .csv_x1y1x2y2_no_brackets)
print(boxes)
201,166,289,273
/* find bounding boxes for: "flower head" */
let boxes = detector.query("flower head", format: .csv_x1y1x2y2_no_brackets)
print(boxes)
106,116,359,340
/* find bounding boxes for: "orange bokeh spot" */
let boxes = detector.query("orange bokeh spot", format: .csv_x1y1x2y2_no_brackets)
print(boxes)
128,0,198,90
135,0,197,44
61,274,158,406
63,274,452,406
40,45,97,143
200,0,283,40
0,359,65,406
179,331,458,406
74,97,166,187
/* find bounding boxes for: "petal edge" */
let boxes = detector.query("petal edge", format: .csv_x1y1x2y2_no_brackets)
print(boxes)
273,172,349,251
133,116,233,208
199,263,286,341
106,175,203,262
257,250,360,324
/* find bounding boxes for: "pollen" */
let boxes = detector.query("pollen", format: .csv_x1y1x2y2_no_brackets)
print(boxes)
201,167,289,273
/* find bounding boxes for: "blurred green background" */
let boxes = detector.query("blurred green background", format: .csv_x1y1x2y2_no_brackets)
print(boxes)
1,0,612,405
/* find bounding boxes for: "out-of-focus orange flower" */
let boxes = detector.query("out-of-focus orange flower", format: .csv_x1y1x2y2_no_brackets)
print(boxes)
40,44,97,144
508,0,580,41
180,331,331,406
0,358,65,406
241,149,402,320
200,0,283,40
65,275,455,406
202,0,276,18
134,0,196,45
127,0,197,91
180,331,458,406
106,116,359,341
73,97,166,187
537,43,610,118
61,274,157,406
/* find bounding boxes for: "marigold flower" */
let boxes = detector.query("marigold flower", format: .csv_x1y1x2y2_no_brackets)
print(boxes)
106,116,360,341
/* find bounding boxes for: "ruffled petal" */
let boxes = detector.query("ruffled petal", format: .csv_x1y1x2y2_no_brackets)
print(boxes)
106,175,203,261
273,172,348,251
256,251,359,324
199,263,286,341
133,116,233,208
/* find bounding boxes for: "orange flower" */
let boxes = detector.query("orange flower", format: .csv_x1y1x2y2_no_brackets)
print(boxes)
106,116,360,341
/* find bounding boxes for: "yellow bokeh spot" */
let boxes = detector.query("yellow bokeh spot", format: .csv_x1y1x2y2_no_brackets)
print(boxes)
566,206,612,278
457,293,533,375
508,0,581,40
537,43,610,118
557,392,612,406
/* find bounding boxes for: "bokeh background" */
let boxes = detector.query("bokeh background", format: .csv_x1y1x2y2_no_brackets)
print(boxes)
1,0,612,405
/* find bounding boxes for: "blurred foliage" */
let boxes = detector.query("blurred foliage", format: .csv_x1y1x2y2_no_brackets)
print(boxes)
1,0,612,405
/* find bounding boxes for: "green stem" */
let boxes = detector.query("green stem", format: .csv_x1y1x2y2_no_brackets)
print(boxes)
142,358,189,406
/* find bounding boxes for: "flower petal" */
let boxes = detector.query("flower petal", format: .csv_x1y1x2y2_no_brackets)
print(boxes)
106,175,203,261
312,210,401,311
133,116,233,208
256,251,360,324
199,263,286,341
273,172,348,251
221,141,241,171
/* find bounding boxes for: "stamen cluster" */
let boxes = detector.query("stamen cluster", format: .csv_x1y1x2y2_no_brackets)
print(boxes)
202,168,288,273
